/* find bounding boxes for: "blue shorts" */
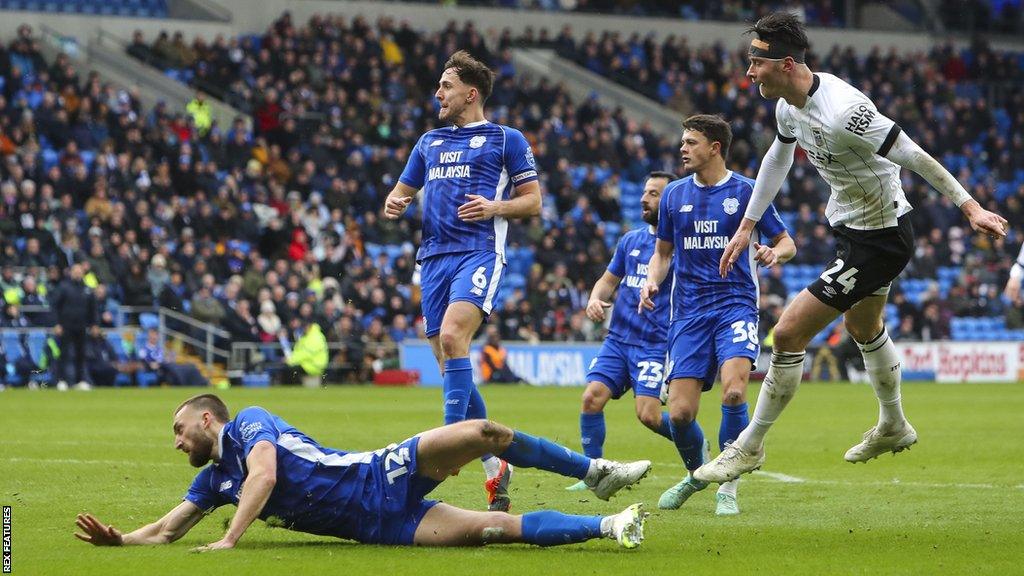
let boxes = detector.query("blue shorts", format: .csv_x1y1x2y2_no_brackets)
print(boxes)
369,436,441,546
587,338,667,400
420,251,505,338
666,308,760,391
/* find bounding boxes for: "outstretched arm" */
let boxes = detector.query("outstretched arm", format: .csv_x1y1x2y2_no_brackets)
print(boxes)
194,440,277,552
75,500,206,546
884,131,1007,238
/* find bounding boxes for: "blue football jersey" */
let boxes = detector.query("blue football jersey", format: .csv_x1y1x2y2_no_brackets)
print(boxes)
656,171,787,319
606,227,671,346
399,121,539,262
184,407,383,542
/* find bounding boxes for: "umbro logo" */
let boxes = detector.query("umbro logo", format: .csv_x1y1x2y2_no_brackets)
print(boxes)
629,249,640,257
679,205,694,212
430,139,444,147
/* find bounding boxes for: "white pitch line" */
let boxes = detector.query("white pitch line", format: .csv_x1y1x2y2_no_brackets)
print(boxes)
752,470,806,483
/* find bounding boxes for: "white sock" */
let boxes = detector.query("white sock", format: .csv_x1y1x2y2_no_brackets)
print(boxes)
481,455,503,479
583,458,602,486
600,515,614,537
857,328,905,431
717,478,739,498
736,351,805,452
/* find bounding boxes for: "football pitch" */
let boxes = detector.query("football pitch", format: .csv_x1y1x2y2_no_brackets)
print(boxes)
2,382,1022,575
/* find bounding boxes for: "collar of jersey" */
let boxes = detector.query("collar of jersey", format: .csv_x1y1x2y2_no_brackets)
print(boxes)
215,422,227,464
647,225,656,235
692,170,733,189
452,120,489,130
807,74,821,97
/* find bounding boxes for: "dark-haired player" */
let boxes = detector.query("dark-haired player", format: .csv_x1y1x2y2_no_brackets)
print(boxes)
383,51,542,510
565,171,677,492
641,115,794,515
697,13,1008,483
74,395,652,550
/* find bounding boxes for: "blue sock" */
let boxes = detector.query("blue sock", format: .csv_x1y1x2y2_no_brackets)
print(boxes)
498,430,591,479
442,358,473,425
656,412,673,441
466,385,488,419
579,412,605,458
720,402,749,451
670,418,706,471
520,510,603,546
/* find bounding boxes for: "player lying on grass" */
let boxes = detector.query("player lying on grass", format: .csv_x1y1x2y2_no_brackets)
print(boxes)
74,394,652,550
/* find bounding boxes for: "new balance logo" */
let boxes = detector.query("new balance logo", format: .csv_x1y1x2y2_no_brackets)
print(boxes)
430,139,444,147
629,249,640,257
679,205,694,212
219,480,233,492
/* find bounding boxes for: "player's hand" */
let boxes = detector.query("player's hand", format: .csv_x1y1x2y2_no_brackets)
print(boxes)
638,282,658,312
719,233,751,278
586,299,612,322
457,194,500,222
1006,276,1022,304
74,513,123,546
962,201,1008,238
753,242,779,267
384,195,413,219
191,538,235,553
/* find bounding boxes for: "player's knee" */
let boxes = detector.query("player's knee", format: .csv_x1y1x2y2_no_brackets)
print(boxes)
846,321,883,345
478,419,513,449
636,410,662,431
438,330,464,357
669,405,696,426
772,322,806,352
721,386,745,406
581,387,608,413
479,513,518,544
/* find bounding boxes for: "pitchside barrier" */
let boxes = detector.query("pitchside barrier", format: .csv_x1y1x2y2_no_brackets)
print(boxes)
398,341,1024,386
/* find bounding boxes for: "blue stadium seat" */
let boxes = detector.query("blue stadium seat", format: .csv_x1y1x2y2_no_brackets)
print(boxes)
242,372,271,387
139,312,160,330
136,371,159,387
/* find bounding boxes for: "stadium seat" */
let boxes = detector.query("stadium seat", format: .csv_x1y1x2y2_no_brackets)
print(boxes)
139,312,160,330
136,371,159,388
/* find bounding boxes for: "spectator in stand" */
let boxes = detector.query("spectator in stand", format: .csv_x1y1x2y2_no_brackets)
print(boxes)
479,326,523,384
50,263,97,391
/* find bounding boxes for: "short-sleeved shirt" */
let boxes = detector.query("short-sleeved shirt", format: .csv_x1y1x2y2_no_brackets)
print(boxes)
774,73,911,230
605,227,671,346
656,171,787,320
399,121,538,262
185,407,388,543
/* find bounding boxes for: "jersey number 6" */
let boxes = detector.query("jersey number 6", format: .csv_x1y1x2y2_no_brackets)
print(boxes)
820,258,858,295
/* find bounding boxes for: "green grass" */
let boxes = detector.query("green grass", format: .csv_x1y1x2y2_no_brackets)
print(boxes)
2,383,1022,575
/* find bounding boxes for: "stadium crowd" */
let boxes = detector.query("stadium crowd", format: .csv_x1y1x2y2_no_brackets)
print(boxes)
0,11,1022,386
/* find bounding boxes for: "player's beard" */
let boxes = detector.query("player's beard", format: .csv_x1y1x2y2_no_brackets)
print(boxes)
186,433,215,467
641,207,658,227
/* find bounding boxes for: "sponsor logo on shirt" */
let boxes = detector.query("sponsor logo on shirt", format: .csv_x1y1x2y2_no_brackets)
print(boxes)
469,135,487,149
723,198,739,215
679,205,694,213
430,139,445,147
524,148,536,167
811,126,826,147
845,104,876,136
240,421,263,442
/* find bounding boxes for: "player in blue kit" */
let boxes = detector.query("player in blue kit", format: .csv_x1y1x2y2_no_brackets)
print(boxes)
74,394,652,551
383,51,542,511
640,115,795,516
565,172,682,492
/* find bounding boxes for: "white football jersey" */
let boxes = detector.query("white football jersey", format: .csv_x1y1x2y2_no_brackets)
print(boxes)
776,73,912,230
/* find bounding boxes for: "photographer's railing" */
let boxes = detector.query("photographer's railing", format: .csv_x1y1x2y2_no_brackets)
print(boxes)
157,307,231,372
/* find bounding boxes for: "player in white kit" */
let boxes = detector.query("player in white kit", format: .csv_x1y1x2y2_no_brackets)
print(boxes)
696,12,1008,483
1004,243,1024,303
